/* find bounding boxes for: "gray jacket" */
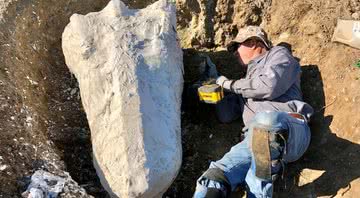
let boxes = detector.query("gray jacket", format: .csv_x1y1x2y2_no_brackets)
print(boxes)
223,46,314,125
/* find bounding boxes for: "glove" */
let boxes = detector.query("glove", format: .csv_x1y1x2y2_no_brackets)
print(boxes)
216,76,233,90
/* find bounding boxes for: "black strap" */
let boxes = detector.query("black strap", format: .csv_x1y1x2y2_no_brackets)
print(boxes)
229,80,236,92
269,130,288,182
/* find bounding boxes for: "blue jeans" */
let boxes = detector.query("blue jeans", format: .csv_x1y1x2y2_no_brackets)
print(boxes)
194,111,311,198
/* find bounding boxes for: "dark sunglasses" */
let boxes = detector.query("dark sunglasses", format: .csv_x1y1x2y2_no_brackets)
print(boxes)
227,43,241,54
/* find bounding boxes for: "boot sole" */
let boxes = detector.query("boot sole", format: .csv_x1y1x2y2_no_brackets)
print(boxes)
252,127,271,180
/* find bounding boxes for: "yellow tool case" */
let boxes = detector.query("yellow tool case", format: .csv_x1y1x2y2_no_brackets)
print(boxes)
198,84,224,104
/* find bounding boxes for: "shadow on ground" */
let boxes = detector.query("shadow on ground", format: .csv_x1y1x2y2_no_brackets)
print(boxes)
275,65,360,198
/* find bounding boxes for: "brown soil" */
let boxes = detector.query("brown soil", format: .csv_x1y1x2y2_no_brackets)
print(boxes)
0,0,360,197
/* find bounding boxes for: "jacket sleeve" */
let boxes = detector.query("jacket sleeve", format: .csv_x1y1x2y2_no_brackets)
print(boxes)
229,49,301,100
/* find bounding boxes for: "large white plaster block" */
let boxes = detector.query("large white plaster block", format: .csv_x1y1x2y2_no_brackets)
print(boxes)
62,0,183,197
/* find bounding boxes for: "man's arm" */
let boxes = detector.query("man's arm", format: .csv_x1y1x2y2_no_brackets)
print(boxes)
218,48,301,100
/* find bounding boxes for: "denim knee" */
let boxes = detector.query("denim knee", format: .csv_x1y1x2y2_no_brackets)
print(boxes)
250,111,287,132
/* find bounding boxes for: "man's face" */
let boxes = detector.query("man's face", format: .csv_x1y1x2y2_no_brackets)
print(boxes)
233,40,256,65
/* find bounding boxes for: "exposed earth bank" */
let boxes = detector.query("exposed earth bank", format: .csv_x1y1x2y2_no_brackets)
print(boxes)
0,0,359,197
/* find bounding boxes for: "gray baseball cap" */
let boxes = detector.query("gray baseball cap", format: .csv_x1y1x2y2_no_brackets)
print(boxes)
227,26,272,52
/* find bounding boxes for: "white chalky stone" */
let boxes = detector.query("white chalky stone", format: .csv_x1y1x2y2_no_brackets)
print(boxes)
62,0,183,197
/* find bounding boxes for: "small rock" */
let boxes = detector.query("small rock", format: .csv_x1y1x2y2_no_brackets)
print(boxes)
353,96,360,103
22,170,66,198
209,134,213,139
26,116,32,122
0,165,8,171
298,168,325,186
352,12,360,20
70,88,77,95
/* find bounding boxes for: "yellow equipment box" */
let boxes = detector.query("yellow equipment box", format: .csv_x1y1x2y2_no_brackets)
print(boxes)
198,84,224,104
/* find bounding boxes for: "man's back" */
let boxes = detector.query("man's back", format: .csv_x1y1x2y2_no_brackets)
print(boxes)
234,46,313,125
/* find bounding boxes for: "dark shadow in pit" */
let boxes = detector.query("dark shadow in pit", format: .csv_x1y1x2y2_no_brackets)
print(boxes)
275,64,360,197
165,48,246,197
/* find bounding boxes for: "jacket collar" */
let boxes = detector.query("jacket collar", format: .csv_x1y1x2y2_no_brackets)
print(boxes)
248,50,268,66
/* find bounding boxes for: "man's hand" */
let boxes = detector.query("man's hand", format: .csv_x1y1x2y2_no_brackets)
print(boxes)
216,76,228,86
216,76,233,90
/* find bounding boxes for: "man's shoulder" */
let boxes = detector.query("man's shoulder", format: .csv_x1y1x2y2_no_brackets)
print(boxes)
266,45,298,64
268,45,292,57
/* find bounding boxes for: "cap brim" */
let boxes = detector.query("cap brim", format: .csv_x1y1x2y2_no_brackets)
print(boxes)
227,36,271,52
258,37,271,49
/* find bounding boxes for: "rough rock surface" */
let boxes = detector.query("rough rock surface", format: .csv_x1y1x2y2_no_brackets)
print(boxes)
21,170,89,198
176,0,271,48
0,0,12,21
62,0,183,197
